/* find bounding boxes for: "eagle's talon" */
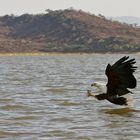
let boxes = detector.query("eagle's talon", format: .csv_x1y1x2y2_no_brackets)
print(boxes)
87,90,95,97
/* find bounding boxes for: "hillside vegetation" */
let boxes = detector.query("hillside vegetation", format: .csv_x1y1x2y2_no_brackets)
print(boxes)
0,9,140,53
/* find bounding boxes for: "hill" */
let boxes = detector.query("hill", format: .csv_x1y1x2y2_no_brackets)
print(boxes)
0,9,140,53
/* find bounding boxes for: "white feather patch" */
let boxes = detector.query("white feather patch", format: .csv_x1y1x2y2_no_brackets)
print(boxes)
92,82,107,93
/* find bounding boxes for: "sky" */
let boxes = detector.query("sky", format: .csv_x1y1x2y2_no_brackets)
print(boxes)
0,0,140,17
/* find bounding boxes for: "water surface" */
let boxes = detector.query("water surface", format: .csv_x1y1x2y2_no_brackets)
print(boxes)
0,54,139,140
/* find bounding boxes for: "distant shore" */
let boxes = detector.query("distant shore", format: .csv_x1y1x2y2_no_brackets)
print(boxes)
0,9,140,53
0,52,139,56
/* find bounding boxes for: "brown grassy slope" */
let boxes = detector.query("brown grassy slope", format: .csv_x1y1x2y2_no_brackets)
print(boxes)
0,9,140,52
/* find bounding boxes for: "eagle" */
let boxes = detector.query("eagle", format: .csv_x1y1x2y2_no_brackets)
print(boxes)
87,56,137,107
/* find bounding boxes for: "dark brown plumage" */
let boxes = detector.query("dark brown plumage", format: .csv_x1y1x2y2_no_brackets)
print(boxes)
90,56,137,106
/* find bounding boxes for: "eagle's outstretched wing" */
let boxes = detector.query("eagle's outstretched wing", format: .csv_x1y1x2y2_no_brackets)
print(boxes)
105,56,137,96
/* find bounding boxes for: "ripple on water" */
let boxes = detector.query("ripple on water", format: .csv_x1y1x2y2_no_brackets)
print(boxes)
0,128,39,138
59,101,82,106
0,104,29,111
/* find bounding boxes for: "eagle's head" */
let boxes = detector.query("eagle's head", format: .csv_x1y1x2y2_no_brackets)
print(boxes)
91,82,107,93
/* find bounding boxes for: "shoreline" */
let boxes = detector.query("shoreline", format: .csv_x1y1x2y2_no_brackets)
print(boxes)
0,51,139,56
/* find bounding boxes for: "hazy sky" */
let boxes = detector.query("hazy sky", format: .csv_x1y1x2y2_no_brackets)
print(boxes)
0,0,140,17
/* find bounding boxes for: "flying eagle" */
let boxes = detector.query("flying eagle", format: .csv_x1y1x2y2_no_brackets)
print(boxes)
87,56,137,106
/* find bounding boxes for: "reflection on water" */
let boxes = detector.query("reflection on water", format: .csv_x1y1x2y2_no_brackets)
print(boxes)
103,107,138,116
0,53,140,140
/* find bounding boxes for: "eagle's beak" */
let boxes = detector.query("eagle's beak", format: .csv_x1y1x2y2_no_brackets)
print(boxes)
91,83,96,87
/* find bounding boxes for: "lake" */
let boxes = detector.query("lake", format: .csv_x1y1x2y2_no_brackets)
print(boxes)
0,53,139,140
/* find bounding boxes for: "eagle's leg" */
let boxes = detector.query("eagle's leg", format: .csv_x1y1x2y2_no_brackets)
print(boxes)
87,90,107,100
